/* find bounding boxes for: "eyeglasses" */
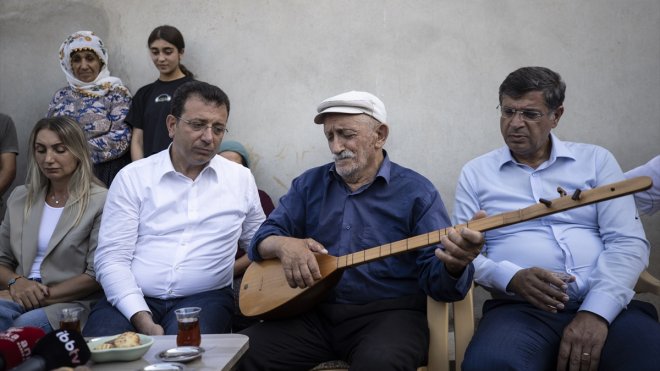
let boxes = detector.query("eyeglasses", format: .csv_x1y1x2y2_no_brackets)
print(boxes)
175,116,228,136
498,105,552,122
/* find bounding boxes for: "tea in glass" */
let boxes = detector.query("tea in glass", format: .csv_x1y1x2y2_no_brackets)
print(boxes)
59,307,83,333
174,307,202,346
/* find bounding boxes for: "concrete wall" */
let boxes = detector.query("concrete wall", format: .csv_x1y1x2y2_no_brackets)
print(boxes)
1,0,658,309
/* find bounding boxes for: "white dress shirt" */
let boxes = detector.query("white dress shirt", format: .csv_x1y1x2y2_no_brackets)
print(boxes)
95,149,266,320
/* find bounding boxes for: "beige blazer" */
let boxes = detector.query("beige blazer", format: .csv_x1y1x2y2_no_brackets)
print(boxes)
0,183,107,328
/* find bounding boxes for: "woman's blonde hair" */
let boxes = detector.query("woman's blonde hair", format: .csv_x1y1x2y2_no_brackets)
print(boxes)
25,117,103,225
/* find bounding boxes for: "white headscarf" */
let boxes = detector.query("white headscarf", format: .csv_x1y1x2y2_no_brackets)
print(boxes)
58,30,126,97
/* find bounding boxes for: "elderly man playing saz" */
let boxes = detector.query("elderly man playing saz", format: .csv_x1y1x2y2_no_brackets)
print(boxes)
239,91,484,371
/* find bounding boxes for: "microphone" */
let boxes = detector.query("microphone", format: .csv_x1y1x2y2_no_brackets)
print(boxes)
10,329,90,371
0,327,46,371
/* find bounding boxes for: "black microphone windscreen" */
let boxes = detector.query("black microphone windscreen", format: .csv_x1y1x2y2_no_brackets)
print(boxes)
32,329,90,369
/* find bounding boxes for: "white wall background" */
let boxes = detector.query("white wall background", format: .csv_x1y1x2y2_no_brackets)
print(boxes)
1,0,658,308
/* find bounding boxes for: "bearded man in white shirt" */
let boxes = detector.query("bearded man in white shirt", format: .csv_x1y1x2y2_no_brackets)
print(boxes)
84,81,266,336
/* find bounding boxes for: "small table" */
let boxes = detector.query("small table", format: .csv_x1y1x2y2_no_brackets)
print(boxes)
90,334,249,370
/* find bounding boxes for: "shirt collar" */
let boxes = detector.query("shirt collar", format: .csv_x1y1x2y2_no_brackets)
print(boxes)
497,132,576,170
375,150,392,184
155,144,220,183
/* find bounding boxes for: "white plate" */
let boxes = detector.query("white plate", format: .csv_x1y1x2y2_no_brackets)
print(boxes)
88,333,154,363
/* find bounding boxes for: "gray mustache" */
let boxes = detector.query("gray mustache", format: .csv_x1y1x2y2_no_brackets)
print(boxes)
334,150,355,161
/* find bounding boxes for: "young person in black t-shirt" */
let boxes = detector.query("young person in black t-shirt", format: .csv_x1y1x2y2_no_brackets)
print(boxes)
127,25,195,160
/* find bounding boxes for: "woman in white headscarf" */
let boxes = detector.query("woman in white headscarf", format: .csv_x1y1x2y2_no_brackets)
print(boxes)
47,31,132,187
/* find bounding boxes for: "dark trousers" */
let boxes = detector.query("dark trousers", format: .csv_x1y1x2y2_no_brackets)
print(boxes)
82,287,234,337
238,295,428,371
463,299,660,371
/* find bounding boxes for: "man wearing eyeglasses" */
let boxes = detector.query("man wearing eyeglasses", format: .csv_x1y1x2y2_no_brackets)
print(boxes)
455,67,659,371
84,81,266,336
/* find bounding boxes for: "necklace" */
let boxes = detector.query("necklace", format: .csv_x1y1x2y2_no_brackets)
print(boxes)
49,193,68,205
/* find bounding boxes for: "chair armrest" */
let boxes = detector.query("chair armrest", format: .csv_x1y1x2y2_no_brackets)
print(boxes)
635,270,660,296
426,285,475,371
427,296,450,371
453,286,475,369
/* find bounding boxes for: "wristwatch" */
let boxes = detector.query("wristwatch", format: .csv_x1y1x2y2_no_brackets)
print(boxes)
7,275,24,287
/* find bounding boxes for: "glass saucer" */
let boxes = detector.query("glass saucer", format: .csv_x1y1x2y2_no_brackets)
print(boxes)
141,363,186,370
156,346,205,363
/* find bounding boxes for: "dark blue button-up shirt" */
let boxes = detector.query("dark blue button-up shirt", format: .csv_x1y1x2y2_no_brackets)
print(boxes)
249,152,473,304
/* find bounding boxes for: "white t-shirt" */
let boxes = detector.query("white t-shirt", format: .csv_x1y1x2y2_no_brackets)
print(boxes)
28,203,64,279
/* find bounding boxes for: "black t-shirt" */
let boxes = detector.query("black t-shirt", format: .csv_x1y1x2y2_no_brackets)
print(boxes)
125,76,194,157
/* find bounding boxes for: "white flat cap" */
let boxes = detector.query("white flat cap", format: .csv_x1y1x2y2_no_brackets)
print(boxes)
314,91,387,124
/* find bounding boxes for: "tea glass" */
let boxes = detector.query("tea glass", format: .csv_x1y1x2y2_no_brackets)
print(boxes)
174,307,202,347
59,307,83,333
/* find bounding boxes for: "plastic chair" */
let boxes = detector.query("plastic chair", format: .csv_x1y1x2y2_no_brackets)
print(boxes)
311,286,475,371
634,270,660,296
422,270,660,371
427,285,474,371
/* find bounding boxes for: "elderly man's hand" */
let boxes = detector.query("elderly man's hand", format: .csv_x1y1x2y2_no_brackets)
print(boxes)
434,211,486,277
275,237,327,288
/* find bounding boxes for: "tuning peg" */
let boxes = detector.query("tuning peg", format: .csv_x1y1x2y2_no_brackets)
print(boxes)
557,186,567,197
571,189,582,200
539,198,553,207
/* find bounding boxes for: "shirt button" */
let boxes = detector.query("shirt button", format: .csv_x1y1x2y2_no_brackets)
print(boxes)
345,225,351,230
168,290,173,294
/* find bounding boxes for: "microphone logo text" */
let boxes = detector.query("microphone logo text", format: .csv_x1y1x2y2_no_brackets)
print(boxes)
56,330,82,365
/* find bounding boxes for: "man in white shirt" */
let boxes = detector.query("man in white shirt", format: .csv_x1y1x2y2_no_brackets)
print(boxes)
84,81,266,336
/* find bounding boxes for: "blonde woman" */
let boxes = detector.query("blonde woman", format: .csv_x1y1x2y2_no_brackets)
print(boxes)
0,116,106,332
